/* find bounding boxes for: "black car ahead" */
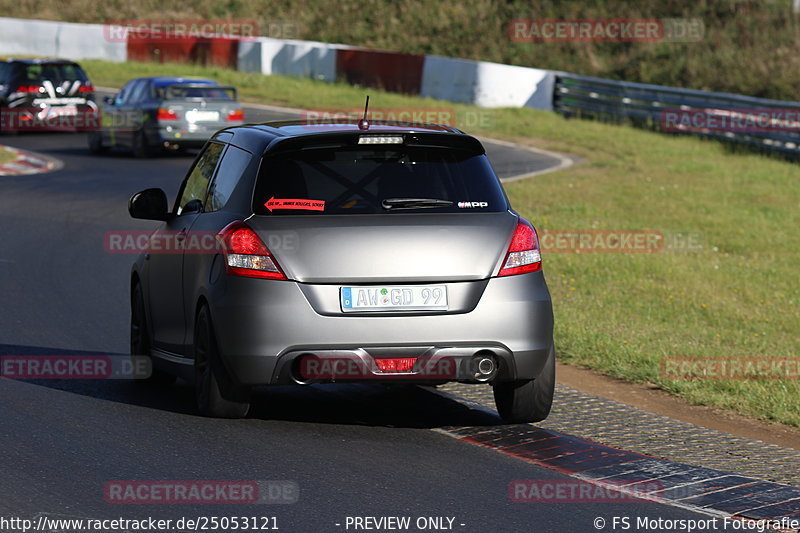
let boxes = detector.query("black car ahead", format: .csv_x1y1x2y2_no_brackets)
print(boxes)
0,58,97,133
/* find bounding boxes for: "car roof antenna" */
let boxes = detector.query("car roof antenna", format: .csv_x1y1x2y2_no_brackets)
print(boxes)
358,95,370,130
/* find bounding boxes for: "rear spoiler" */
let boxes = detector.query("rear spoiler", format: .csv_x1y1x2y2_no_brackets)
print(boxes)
265,131,485,157
160,84,238,100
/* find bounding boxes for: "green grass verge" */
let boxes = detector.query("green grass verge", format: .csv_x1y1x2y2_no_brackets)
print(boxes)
83,60,800,427
0,146,17,166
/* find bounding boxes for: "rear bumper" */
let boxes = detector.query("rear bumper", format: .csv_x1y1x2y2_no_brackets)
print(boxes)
271,346,549,385
155,121,243,146
209,271,554,386
1,104,98,132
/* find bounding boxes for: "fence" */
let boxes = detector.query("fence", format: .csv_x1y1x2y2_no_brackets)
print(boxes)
554,73,800,156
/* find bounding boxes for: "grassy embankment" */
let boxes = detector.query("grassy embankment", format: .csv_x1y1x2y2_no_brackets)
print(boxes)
9,0,800,99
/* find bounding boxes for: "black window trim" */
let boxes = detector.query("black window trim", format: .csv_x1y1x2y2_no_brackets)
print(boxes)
204,144,253,213
173,141,228,216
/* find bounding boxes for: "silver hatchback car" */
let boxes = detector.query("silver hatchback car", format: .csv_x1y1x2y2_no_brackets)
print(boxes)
128,120,555,422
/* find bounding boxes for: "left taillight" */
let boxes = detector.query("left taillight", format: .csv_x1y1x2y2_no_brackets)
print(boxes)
498,218,542,277
15,85,42,93
157,108,178,120
226,109,244,121
217,221,287,280
78,84,94,93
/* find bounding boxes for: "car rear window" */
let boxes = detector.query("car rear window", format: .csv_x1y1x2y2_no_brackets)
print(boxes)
159,85,234,100
0,62,10,83
21,63,88,83
252,145,508,215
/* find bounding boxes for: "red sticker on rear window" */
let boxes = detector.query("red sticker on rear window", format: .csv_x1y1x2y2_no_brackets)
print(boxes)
264,197,325,212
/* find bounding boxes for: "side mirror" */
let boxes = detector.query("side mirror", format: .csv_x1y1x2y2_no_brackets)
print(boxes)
129,188,170,220
182,198,205,214
103,96,114,105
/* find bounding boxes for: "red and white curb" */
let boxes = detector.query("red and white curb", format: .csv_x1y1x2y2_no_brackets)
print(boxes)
431,390,800,532
0,146,61,176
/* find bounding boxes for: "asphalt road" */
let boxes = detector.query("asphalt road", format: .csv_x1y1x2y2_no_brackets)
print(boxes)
0,121,722,532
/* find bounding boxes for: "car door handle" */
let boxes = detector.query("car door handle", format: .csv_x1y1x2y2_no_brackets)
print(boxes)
176,229,188,242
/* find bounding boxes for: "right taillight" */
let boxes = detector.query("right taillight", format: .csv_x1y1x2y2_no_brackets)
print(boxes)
217,221,287,280
498,218,542,277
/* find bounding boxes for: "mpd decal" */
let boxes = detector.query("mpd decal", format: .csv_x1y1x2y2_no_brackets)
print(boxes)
457,201,489,208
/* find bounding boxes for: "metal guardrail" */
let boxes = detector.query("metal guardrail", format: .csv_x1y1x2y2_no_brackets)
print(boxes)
554,72,800,156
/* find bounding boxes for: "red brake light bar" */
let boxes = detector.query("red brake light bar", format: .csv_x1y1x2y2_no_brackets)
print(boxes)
374,358,417,373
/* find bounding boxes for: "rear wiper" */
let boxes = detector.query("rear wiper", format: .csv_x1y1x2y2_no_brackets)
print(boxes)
381,198,454,210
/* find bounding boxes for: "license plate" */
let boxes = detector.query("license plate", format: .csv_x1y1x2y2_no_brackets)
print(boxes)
46,105,77,117
185,110,219,122
341,285,448,312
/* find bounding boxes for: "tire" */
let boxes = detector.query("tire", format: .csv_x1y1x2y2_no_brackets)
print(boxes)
87,130,107,154
194,305,250,418
130,282,176,386
493,345,555,423
132,129,154,158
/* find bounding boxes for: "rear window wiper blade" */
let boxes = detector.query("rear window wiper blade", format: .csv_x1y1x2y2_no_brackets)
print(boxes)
381,198,454,210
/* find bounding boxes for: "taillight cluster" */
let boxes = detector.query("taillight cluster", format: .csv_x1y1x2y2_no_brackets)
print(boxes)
226,109,244,121
15,85,42,93
157,108,178,121
216,221,287,280
498,218,542,277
